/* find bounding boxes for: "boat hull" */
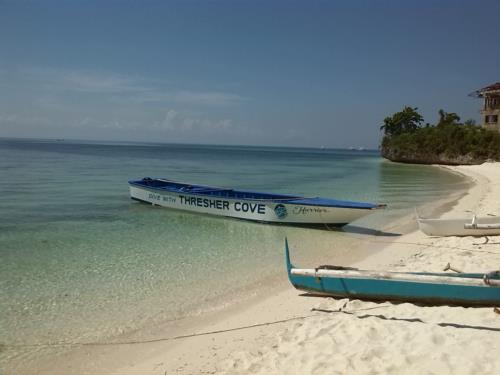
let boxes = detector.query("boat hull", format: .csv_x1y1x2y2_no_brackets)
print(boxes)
418,216,500,236
129,184,376,225
285,240,500,306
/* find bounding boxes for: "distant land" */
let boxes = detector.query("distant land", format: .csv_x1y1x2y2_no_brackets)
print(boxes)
380,107,500,165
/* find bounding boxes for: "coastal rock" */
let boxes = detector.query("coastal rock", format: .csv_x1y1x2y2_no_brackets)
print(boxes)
380,145,485,165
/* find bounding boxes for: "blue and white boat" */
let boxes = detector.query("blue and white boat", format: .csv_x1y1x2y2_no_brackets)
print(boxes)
128,177,385,226
285,239,500,306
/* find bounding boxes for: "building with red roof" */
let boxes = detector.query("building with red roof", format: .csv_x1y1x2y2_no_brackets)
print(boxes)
470,82,500,132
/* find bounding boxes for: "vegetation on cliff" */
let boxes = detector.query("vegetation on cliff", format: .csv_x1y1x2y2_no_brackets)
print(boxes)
380,107,500,165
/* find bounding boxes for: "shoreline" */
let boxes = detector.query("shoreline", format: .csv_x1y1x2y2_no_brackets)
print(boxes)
218,162,500,374
116,162,499,375
6,162,495,375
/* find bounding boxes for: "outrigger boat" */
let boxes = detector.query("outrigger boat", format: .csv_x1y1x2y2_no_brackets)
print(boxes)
417,214,500,237
129,177,385,226
285,240,500,306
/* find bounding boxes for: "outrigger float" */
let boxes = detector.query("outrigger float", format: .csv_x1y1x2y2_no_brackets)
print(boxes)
285,240,500,306
128,177,385,226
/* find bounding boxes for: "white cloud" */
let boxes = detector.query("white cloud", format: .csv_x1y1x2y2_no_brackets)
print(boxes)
13,66,245,106
0,65,254,142
33,94,68,111
174,90,244,106
0,112,57,128
79,117,92,126
155,109,237,134
0,114,18,122
62,71,148,93
157,109,180,130
116,89,245,108
18,67,133,93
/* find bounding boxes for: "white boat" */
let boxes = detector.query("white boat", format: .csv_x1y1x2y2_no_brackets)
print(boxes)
129,177,386,226
417,214,500,236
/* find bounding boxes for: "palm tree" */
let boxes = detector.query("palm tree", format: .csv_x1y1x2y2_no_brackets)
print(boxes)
438,109,461,126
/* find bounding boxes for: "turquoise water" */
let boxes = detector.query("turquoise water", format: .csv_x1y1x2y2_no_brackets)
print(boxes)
0,139,468,367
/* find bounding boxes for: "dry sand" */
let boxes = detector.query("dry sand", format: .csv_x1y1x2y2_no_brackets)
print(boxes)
219,162,500,375
19,162,500,375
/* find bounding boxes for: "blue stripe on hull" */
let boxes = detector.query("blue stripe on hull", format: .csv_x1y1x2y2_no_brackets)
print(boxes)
290,274,500,306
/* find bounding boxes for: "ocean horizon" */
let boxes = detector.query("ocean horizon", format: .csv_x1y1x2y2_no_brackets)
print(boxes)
0,136,381,151
0,138,469,369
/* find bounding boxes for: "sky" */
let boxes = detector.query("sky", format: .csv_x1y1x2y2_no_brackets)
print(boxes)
0,0,499,149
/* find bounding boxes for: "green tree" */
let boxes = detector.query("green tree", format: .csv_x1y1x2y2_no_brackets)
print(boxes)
437,109,461,126
380,108,500,164
380,106,424,137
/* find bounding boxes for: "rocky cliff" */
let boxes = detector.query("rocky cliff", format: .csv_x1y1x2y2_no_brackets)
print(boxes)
380,144,487,165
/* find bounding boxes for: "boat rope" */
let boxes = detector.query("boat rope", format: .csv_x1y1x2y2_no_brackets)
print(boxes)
319,209,336,231
362,238,500,256
343,235,491,254
3,302,499,351
0,305,390,350
0,315,314,349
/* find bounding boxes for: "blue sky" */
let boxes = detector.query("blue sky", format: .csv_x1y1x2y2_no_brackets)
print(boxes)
1,0,499,148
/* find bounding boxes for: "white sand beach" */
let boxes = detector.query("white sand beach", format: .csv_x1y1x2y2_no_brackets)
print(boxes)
218,162,500,375
25,163,500,375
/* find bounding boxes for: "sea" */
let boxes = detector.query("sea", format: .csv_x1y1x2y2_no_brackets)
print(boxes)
0,138,470,369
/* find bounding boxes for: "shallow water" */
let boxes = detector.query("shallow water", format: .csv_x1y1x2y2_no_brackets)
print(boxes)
0,139,469,367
